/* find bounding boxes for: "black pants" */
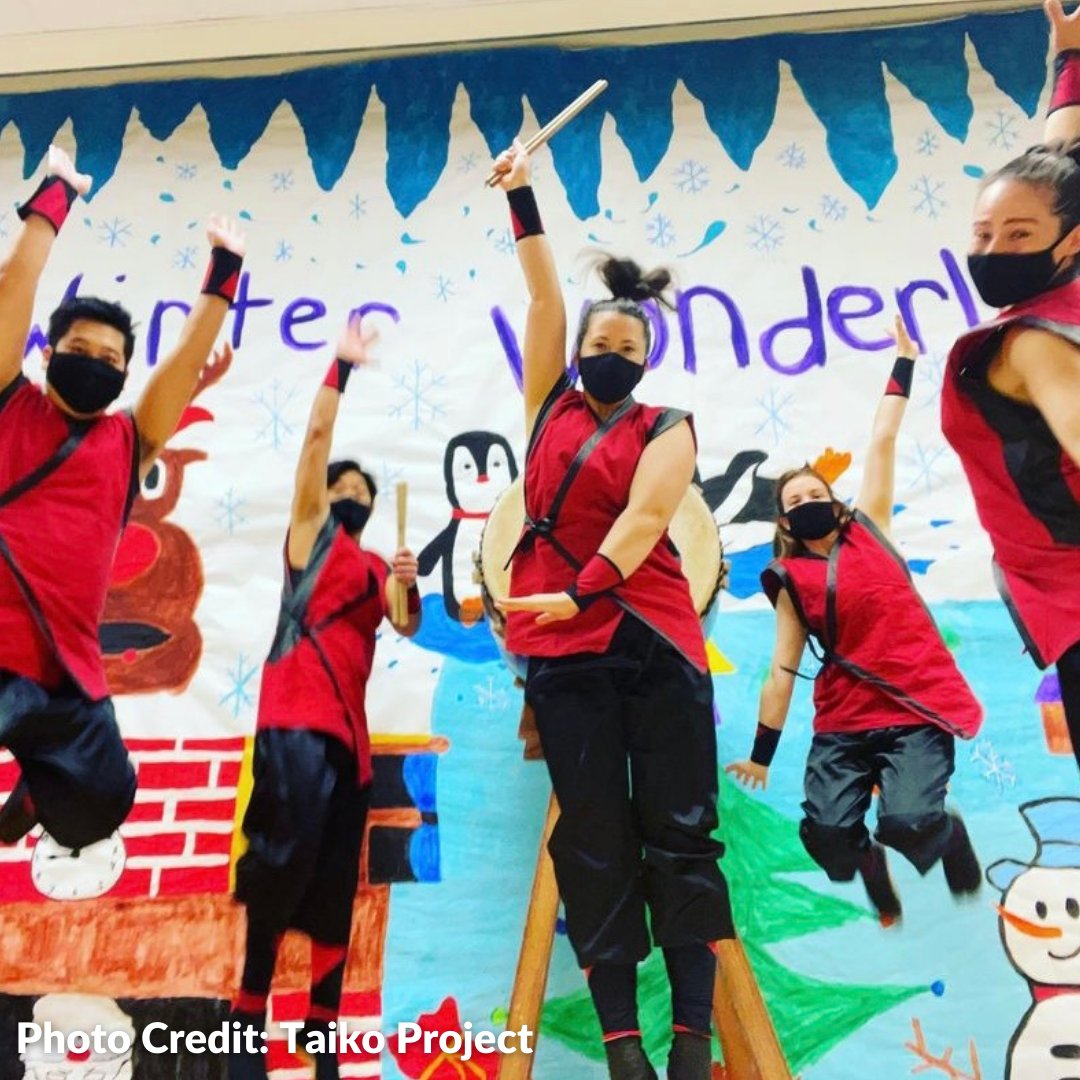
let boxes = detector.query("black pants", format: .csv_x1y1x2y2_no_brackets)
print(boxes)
1057,640,1080,774
235,729,371,944
525,617,733,967
0,672,135,849
801,724,955,879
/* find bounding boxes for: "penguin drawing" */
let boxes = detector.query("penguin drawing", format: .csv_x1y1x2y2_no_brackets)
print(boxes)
701,450,778,525
419,431,518,622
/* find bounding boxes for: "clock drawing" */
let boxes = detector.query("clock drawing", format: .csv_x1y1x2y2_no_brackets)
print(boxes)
30,831,126,900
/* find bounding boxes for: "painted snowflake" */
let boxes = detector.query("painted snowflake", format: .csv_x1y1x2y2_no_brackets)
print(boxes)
173,246,197,270
916,130,939,157
493,227,516,256
646,212,676,248
254,379,299,450
986,110,1020,151
216,488,247,534
271,169,295,192
458,152,479,174
475,676,510,712
349,194,367,220
904,440,948,494
778,142,807,170
911,176,946,219
433,275,455,303
747,214,784,255
820,195,847,222
970,738,1017,793
673,159,710,194
175,163,198,180
754,387,794,446
390,360,448,430
274,240,294,262
219,653,258,718
98,218,133,248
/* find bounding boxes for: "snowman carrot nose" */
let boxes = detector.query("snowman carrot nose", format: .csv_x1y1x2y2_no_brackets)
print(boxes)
996,904,1064,938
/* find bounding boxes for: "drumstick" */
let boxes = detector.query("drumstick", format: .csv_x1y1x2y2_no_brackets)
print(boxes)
498,794,561,1079
391,482,409,627
484,80,609,187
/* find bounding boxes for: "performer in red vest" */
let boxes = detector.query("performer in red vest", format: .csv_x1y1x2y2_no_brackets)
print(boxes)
0,144,244,851
729,317,984,925
229,317,420,1080
491,142,732,1080
941,1,1080,773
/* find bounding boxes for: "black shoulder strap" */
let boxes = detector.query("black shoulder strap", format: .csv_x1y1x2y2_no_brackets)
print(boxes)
0,374,27,416
525,371,573,462
648,407,690,442
0,420,92,512
122,410,142,523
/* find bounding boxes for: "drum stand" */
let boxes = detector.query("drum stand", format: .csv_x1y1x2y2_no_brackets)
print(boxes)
497,788,792,1080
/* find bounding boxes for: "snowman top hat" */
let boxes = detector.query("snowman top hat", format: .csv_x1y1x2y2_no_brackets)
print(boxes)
987,797,1080,892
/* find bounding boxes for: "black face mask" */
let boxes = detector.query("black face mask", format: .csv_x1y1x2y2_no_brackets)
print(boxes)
46,352,126,415
578,352,644,405
785,500,840,541
967,229,1078,308
330,498,371,535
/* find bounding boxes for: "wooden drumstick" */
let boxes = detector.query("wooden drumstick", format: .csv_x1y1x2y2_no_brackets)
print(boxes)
391,482,409,627
485,80,609,187
498,794,561,1079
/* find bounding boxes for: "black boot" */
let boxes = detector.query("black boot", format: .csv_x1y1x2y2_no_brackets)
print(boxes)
227,1011,268,1080
603,1035,658,1080
667,1031,712,1080
297,1020,340,1080
942,812,981,898
858,843,902,927
0,777,37,844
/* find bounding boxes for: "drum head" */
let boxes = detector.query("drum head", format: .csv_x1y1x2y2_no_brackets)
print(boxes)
479,478,722,616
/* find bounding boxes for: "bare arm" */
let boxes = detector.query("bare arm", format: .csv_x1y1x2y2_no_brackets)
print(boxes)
1045,1,1080,143
287,318,376,570
855,316,918,534
1004,326,1080,468
492,141,567,436
726,589,808,790
0,147,91,393
134,216,244,477
596,420,695,577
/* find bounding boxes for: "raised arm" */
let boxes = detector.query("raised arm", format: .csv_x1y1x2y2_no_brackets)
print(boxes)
0,146,91,394
726,589,808,791
854,316,919,535
1045,1,1080,144
497,419,695,623
286,317,376,570
133,216,244,478
491,140,567,436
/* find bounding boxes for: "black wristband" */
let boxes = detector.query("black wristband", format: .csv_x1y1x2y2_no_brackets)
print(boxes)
507,186,544,241
323,358,353,393
885,356,915,398
201,246,244,303
17,175,79,234
750,723,782,767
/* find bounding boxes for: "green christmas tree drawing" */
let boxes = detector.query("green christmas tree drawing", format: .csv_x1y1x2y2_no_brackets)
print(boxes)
541,770,925,1072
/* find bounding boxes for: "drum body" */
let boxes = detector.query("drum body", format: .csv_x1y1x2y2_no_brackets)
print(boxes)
475,477,724,677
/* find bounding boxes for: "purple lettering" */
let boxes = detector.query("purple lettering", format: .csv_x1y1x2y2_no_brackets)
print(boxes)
940,248,981,329
826,285,891,351
230,271,273,350
676,286,750,373
894,278,949,352
759,267,825,375
146,299,192,367
280,297,327,351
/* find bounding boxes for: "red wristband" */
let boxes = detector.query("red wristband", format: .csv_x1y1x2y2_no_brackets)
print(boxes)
17,175,78,234
885,356,915,398
567,553,624,611
201,246,243,303
507,186,544,241
1051,51,1080,114
323,358,353,393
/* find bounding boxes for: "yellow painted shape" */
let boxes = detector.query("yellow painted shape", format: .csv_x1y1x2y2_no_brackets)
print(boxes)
228,735,256,891
707,640,736,675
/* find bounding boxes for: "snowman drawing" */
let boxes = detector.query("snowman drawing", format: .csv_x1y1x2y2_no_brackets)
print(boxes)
988,797,1080,1080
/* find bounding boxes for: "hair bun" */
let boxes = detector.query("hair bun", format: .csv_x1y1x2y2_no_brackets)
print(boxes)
595,256,673,309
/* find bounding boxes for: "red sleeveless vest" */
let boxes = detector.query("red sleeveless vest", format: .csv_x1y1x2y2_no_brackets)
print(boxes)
941,279,1080,667
0,376,139,699
506,377,707,672
257,517,389,786
762,513,983,738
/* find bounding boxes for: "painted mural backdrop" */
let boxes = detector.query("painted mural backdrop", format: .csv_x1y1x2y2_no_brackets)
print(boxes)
0,6,1078,1078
